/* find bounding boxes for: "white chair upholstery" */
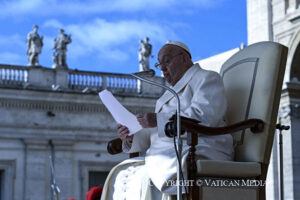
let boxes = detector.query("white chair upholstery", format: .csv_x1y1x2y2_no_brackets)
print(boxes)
197,160,261,177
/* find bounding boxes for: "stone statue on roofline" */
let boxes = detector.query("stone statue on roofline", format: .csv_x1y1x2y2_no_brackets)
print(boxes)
27,25,43,66
138,37,153,71
52,29,72,69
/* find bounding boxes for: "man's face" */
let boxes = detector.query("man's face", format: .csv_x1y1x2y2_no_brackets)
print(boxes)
158,45,186,86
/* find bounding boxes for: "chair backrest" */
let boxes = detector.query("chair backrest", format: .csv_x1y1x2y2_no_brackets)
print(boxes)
220,41,288,164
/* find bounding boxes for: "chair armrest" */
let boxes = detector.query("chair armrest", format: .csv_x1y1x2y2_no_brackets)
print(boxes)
107,138,123,155
165,115,264,136
182,118,264,135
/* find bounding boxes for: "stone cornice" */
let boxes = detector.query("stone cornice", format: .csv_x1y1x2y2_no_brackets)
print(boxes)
0,125,117,142
0,97,154,114
0,98,106,113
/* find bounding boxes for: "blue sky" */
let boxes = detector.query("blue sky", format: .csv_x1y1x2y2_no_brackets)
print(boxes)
0,0,247,74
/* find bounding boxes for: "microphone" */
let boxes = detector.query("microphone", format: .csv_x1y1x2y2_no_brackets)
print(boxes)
132,69,155,77
130,70,184,199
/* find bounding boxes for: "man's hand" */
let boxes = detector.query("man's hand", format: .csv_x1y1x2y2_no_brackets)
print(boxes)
117,124,133,142
136,113,157,128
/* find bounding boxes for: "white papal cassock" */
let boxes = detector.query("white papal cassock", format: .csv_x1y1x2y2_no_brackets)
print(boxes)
101,64,234,200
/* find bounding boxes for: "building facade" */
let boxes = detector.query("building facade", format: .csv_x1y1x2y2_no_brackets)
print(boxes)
0,65,164,200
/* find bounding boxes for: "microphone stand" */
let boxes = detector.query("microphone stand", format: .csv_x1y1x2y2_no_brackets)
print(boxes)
276,118,290,200
131,72,183,200
49,155,61,200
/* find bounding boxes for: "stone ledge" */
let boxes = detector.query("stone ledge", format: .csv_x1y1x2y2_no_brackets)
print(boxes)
0,125,117,141
0,98,154,114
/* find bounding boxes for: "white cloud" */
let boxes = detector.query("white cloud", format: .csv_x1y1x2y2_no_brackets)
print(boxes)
0,0,42,16
42,18,177,62
181,0,226,8
0,34,25,48
0,52,25,65
65,18,173,48
103,49,129,61
0,34,27,65
0,0,226,17
43,19,64,29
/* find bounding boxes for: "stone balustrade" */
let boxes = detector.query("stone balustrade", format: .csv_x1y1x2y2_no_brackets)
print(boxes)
0,64,164,97
0,64,28,86
68,69,138,93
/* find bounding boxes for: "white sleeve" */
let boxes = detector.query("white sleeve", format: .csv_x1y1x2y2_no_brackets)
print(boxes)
122,127,156,153
155,72,227,140
156,112,174,139
181,71,227,127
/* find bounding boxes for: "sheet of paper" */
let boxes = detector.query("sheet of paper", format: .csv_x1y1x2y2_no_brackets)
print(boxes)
99,89,142,135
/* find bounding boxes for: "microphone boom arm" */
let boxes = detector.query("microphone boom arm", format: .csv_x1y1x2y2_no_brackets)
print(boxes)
131,73,183,200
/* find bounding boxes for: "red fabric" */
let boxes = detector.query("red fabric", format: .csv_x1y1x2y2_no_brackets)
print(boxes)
86,186,103,200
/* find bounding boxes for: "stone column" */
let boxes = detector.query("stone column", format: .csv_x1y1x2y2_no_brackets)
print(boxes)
55,68,69,88
247,0,273,44
27,67,55,88
24,139,49,200
287,82,300,200
52,140,75,200
266,136,279,199
266,86,299,200
288,0,298,12
27,66,69,89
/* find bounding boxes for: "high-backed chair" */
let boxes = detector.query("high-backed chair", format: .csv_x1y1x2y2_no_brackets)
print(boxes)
107,41,288,200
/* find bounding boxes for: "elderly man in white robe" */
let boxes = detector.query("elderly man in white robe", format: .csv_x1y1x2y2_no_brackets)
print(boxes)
101,41,234,200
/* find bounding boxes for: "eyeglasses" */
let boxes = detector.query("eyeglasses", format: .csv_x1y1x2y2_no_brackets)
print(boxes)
155,53,183,69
